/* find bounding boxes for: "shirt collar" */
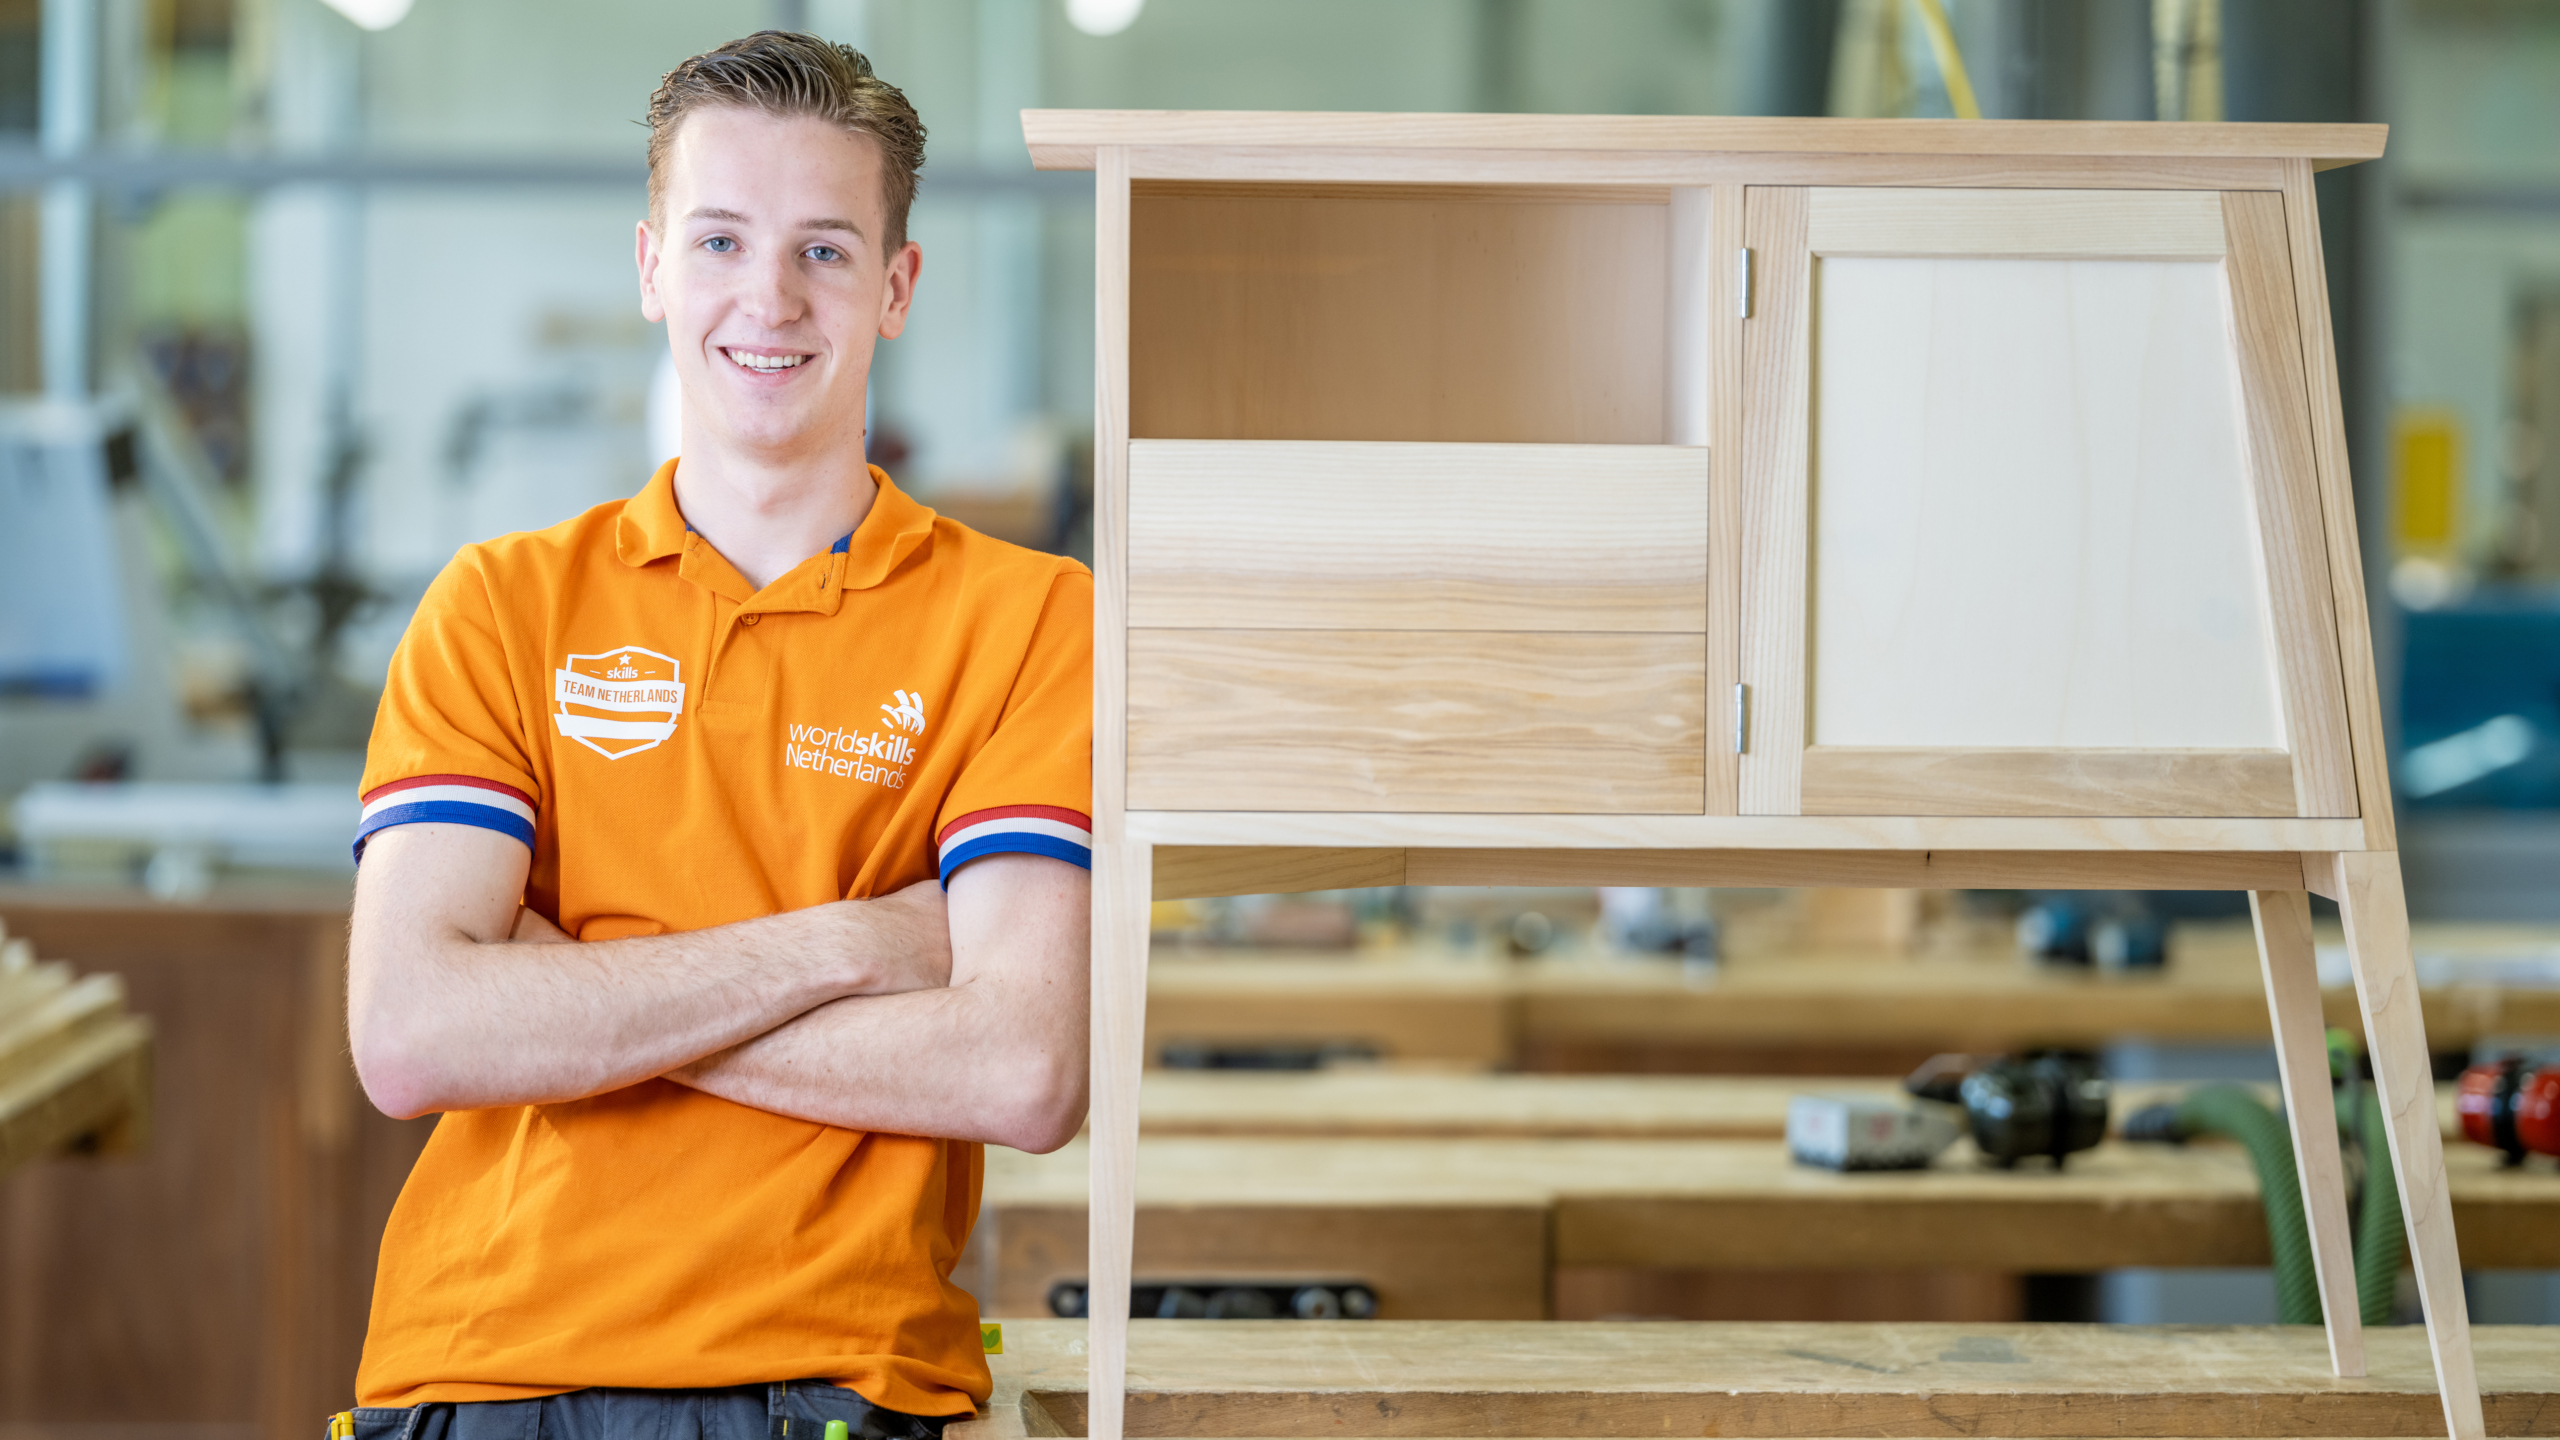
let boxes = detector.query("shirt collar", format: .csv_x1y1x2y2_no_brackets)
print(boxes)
615,459,939,616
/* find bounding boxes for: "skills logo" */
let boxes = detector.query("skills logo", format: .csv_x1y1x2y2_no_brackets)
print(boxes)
554,645,686,759
785,686,927,790
880,688,928,736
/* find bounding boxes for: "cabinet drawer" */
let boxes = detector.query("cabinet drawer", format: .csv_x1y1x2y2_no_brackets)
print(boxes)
1127,630,1705,813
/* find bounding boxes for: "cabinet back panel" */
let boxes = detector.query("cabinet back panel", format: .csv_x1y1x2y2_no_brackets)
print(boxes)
1131,188,1669,443
1809,255,2286,750
1126,630,1706,813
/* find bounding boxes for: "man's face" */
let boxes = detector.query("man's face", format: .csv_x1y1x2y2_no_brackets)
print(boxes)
638,106,920,464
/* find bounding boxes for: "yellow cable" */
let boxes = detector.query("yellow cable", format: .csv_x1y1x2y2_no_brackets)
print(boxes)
1909,0,1982,120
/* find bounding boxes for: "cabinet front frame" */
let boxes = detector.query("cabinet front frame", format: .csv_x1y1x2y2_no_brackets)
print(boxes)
1736,184,2361,821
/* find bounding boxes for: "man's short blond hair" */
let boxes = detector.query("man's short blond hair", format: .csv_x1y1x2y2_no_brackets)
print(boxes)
647,30,927,253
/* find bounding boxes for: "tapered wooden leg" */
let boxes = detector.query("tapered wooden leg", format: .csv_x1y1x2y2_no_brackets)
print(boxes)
1087,839,1151,1440
2250,888,2366,1376
2331,851,2484,1440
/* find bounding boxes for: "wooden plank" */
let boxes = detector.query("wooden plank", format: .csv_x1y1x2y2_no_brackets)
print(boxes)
1147,957,1514,1069
1126,630,1707,814
1117,146,2293,190
1020,109,2388,168
2281,158,2395,849
1124,810,2372,851
1129,1071,2472,1144
983,1199,1547,1320
1126,442,1708,632
1737,185,1809,815
1152,846,1405,901
1705,182,1744,816
0,1014,150,1176
1666,189,1712,447
1807,187,2228,258
2332,851,2484,1440
2250,888,2366,1378
1130,188,1665,445
985,1317,2558,1439
1402,846,2308,891
2222,190,2360,819
1799,748,2298,818
1094,146,1132,835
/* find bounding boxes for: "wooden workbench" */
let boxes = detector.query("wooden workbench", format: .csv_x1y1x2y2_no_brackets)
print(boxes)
976,1134,2560,1320
1147,922,2560,1070
955,1317,2560,1438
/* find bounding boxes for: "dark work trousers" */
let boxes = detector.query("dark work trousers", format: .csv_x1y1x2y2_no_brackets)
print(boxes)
338,1382,958,1440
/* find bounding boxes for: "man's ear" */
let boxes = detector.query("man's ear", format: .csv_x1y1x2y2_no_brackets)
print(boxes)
877,239,922,341
637,219,667,324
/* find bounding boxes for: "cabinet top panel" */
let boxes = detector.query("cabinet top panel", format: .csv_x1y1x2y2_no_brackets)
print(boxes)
1022,111,2386,173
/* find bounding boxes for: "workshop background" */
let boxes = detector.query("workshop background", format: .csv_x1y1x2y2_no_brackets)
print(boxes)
3,1,2560,1437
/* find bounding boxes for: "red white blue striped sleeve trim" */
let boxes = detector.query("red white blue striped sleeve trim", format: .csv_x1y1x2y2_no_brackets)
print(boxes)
935,804,1092,887
355,774,537,861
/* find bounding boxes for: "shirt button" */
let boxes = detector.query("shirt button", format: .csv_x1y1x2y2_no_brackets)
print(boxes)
742,614,761,626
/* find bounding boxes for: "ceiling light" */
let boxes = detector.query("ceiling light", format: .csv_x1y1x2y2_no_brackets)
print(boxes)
321,0,415,31
1064,0,1143,38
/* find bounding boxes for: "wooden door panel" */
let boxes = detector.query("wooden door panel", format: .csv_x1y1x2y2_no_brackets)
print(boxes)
1741,186,2358,820
1126,630,1706,813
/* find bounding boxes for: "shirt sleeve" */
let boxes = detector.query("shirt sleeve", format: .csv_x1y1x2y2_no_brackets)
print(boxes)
354,551,541,861
933,565,1093,885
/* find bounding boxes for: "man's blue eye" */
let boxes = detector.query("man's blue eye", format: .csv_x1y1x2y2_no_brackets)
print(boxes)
809,245,842,262
704,236,736,253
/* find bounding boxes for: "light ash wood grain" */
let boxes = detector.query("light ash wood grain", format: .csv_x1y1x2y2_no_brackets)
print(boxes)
1799,747,2298,818
1667,189,1713,446
1806,187,2228,258
1125,441,1708,632
1021,109,2387,168
1123,809,2371,852
1131,188,1666,445
1151,846,1405,901
1126,630,1708,814
1085,837,1149,1440
2223,190,2360,818
1084,146,1135,1440
2251,887,2367,1377
1116,146,2294,191
983,1316,2553,1439
1400,846,2309,890
2281,159,2395,848
1738,187,1810,815
1706,183,1745,816
2334,850,2483,1440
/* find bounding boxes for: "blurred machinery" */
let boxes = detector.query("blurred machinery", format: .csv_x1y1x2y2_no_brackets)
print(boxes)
2458,1055,2560,1166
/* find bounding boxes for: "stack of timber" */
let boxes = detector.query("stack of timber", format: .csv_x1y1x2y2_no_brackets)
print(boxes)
0,919,151,1176
950,1318,2560,1438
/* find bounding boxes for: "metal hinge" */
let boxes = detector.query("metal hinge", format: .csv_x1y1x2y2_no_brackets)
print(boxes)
1733,682,1749,754
1737,248,1753,319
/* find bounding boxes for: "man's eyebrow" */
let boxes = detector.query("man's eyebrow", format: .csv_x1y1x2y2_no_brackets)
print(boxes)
802,218,864,236
683,207,750,224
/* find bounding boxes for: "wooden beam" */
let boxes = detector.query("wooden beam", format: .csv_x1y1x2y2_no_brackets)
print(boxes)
971,1317,2551,1438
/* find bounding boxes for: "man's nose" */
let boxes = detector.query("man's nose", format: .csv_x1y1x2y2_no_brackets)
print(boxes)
737,248,804,326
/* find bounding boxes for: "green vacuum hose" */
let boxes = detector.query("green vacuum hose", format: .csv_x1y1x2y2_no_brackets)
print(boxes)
2353,1085,2406,1326
2175,1084,2324,1324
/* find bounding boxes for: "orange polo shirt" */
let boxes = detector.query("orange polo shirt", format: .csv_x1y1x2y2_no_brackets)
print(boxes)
349,460,1091,1410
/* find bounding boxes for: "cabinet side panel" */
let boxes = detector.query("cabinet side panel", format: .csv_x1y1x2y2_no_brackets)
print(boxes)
2278,159,2391,843
1706,184,1745,815
1127,630,1707,813
2223,189,2360,819
1094,149,1132,836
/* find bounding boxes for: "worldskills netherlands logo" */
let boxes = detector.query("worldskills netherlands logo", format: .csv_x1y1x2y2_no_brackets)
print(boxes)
553,645,687,759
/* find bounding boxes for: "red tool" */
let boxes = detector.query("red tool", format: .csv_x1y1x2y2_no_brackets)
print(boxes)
2457,1057,2560,1164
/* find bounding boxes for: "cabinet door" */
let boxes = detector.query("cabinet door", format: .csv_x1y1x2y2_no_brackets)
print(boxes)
1737,187,2357,819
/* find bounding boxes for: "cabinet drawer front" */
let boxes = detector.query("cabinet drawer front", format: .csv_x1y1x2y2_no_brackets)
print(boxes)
1127,630,1705,813
1128,440,1709,632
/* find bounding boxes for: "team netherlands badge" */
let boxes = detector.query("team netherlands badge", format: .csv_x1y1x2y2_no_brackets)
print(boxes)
553,645,687,759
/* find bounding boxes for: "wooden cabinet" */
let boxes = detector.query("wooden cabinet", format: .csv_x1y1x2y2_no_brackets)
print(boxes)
1030,114,2479,1440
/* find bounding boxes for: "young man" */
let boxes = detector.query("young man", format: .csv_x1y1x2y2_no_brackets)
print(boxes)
340,33,1091,1439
